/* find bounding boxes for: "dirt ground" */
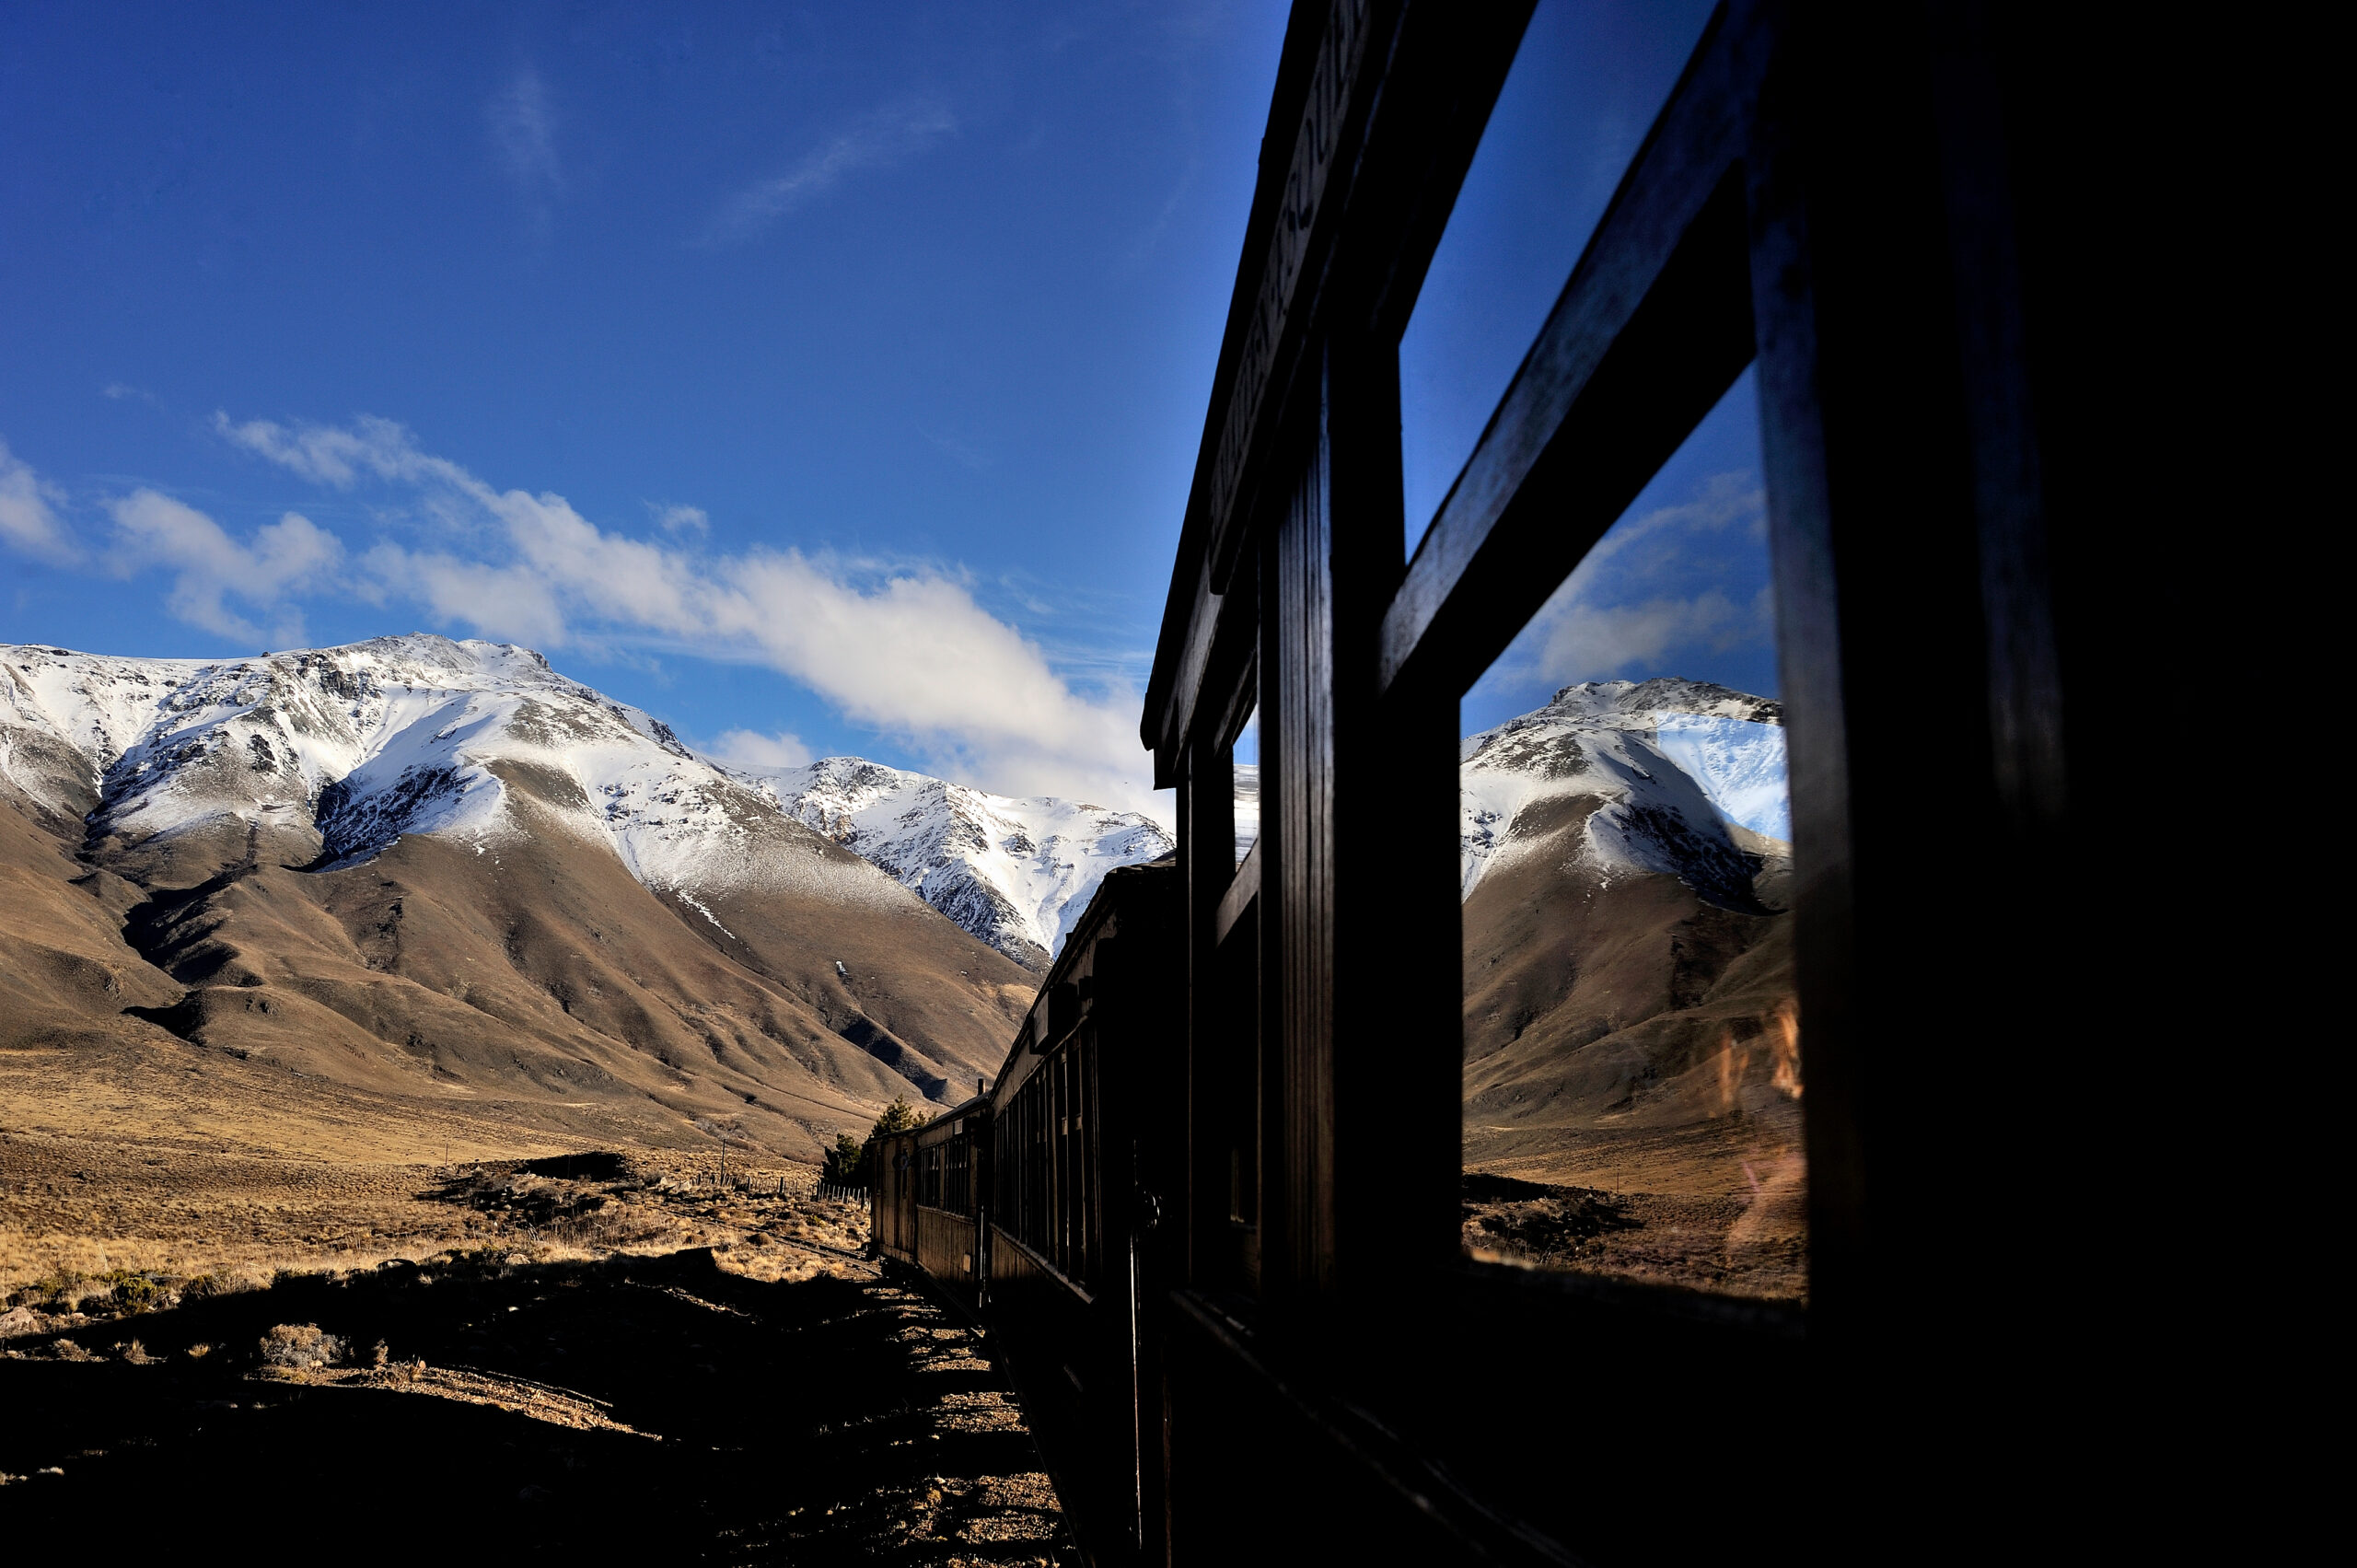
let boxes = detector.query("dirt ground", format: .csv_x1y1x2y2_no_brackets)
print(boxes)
0,999,1082,1559
1462,1117,1808,1304
0,1024,875,1294
0,1199,1077,1562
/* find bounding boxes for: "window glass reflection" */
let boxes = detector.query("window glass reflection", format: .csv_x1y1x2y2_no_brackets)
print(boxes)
1232,703,1260,867
1457,368,1804,1303
1400,0,1722,552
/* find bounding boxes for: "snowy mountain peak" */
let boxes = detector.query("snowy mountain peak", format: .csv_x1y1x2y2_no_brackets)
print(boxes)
1461,677,1790,908
0,638,1169,965
733,754,1173,970
1540,677,1782,726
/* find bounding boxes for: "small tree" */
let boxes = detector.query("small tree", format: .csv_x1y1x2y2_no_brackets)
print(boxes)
819,1132,865,1186
820,1097,923,1188
868,1095,924,1140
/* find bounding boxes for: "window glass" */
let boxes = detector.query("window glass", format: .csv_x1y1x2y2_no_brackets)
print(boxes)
1457,368,1805,1304
946,1136,970,1214
1231,703,1260,867
1209,900,1261,1292
1399,0,1722,553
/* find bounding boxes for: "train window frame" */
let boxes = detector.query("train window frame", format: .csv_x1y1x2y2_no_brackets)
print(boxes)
1138,0,2083,1555
1131,0,2111,1537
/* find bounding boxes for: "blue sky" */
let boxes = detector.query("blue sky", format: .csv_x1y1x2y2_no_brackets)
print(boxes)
2,0,1772,815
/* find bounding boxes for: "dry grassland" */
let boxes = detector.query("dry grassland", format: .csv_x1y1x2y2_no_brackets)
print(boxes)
0,1024,875,1299
0,1026,1091,1558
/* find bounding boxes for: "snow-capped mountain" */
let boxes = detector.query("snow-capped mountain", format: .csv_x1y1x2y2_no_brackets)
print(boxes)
0,634,1165,960
1460,677,1787,911
1456,678,1803,1303
0,633,1071,1154
739,757,1172,970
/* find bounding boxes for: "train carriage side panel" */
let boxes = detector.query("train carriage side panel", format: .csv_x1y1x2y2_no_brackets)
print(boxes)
912,1097,992,1313
984,859,1182,1568
873,1128,921,1265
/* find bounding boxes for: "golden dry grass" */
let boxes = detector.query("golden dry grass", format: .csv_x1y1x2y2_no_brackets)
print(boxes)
0,1022,876,1302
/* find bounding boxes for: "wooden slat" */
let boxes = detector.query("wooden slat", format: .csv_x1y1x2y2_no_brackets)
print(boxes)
1199,0,1377,594
1144,0,1380,767
1216,838,1261,945
1377,0,1767,701
1146,0,1533,767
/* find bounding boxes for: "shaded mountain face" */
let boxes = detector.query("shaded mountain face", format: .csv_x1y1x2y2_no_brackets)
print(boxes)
0,636,1044,1161
742,757,1173,971
1458,679,1802,1298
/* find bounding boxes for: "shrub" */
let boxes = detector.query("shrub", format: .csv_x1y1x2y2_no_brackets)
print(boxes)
14,1273,78,1310
259,1323,345,1370
101,1270,169,1314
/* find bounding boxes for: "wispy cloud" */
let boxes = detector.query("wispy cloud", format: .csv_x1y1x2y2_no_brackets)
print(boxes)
1475,471,1771,698
106,490,343,646
709,728,814,772
917,425,992,472
1128,155,1201,265
216,412,1156,815
488,68,562,240
700,100,956,246
0,440,79,565
101,383,160,406
489,68,561,189
649,502,709,536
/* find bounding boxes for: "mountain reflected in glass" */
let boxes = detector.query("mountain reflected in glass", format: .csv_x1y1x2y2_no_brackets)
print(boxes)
1458,678,1801,1301
1457,374,1802,1303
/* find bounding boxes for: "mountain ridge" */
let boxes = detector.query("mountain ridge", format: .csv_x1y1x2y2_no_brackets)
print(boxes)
1,633,1168,966
0,633,1117,1162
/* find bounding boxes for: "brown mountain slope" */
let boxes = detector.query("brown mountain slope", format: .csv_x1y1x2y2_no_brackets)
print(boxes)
0,781,182,1047
1,757,1036,1167
1460,794,1802,1296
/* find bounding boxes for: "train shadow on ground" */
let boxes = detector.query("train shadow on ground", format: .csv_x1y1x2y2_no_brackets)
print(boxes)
0,1247,1079,1562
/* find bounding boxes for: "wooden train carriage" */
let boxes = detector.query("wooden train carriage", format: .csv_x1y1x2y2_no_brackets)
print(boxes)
911,1096,992,1312
869,1104,992,1295
1132,0,2155,1562
984,859,1183,1568
869,1125,920,1266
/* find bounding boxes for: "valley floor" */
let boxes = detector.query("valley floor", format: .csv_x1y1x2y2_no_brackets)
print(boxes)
1,1034,1074,1560
0,1028,865,1292
0,1190,1076,1562
1462,1119,1809,1303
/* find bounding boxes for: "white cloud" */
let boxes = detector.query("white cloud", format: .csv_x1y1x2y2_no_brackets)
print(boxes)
214,411,465,490
489,68,561,190
360,541,568,649
701,101,956,245
217,412,1160,817
1533,590,1760,684
0,440,78,565
107,490,343,646
651,503,709,536
1477,471,1771,694
710,728,814,771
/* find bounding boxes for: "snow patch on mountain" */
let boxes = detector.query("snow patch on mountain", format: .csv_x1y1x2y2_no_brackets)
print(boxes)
0,635,1157,947
735,755,1174,969
1460,678,1788,908
1650,714,1790,842
1232,763,1260,865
